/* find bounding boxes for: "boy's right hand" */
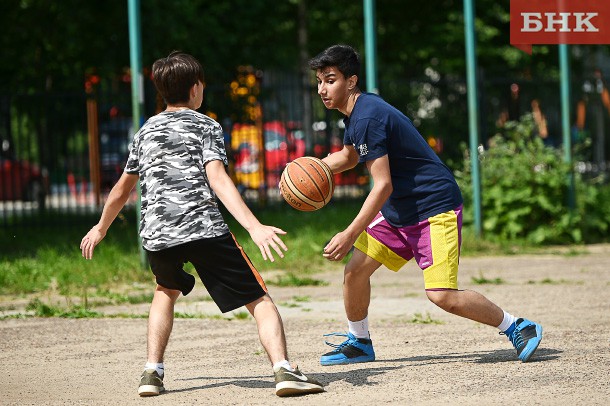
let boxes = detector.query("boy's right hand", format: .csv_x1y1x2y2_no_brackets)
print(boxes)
80,226,106,259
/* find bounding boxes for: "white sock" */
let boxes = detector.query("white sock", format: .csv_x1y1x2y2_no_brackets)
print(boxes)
145,362,164,378
496,311,517,332
273,359,294,372
348,317,370,339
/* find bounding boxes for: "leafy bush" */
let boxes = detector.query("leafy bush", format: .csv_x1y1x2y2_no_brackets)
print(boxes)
455,113,610,244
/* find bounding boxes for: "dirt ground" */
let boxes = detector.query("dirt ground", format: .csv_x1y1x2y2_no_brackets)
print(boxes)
2,244,609,405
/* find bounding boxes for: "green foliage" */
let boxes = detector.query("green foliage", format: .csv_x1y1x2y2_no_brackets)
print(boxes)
456,113,610,244
0,0,576,94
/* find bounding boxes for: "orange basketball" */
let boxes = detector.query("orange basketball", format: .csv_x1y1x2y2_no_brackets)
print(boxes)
279,156,334,211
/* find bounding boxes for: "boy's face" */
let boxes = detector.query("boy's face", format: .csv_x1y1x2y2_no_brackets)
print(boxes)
315,67,355,111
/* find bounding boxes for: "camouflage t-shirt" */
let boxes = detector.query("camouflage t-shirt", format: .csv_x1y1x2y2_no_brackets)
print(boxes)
125,110,230,251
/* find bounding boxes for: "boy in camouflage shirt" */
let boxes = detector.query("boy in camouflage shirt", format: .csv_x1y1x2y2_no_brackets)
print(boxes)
80,51,323,398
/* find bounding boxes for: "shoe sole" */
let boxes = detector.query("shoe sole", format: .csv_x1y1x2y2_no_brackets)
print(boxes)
320,354,375,366
276,382,325,397
519,324,543,362
138,385,165,396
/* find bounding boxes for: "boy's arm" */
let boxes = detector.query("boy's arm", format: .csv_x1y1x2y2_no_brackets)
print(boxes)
80,172,138,259
322,145,359,173
323,154,393,261
205,159,287,262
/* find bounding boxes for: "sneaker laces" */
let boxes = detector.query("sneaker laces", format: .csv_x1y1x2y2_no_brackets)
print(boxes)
500,329,524,350
323,332,353,350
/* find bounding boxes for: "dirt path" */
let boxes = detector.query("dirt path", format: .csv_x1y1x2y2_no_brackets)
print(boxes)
2,245,610,405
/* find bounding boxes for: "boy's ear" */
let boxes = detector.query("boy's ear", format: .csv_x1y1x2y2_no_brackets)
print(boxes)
190,82,198,97
190,81,205,97
348,75,358,90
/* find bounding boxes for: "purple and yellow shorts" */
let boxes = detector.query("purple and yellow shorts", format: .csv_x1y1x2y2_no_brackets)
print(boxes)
353,206,463,290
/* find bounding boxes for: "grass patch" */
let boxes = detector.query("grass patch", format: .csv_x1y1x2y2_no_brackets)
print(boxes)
25,298,103,318
471,272,505,285
292,295,311,302
526,278,583,285
278,301,301,308
409,312,443,324
232,311,250,320
267,273,328,287
94,290,153,305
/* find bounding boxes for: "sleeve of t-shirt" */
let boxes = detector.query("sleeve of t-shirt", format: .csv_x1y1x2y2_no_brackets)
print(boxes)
124,130,141,174
201,123,229,166
351,118,388,163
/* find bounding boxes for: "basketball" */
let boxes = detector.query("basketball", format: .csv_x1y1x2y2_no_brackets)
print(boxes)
279,156,334,211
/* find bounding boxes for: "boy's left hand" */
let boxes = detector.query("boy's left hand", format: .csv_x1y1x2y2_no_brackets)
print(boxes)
249,225,287,262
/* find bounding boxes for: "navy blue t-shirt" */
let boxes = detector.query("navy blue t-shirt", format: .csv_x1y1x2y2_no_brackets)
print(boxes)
343,93,463,227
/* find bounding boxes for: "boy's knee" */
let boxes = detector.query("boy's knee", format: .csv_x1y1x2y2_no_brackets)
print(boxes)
426,290,459,312
155,284,181,301
245,294,276,314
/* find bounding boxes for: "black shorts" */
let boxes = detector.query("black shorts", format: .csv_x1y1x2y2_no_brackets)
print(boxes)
145,233,267,313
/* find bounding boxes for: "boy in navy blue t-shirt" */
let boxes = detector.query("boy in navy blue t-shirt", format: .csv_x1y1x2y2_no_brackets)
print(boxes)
310,44,543,366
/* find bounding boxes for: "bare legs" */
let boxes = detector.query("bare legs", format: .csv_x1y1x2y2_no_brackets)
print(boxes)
343,249,382,321
245,294,288,365
343,248,504,327
425,289,504,326
146,286,288,366
147,285,181,363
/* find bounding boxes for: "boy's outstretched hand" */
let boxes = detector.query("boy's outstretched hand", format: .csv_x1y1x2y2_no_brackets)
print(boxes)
323,229,357,262
248,225,288,262
80,226,106,260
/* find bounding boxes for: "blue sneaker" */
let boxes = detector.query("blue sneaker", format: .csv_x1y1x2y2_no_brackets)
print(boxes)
502,318,543,362
320,332,375,366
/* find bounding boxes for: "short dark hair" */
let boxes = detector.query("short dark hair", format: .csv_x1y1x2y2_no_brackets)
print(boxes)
309,45,360,80
152,51,204,104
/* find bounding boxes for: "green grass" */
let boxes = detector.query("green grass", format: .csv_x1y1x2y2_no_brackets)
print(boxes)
267,273,328,287
25,298,103,318
0,201,586,301
526,278,583,285
409,312,443,324
470,272,505,285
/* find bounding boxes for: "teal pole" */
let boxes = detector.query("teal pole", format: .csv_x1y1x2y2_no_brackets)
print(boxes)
559,44,575,210
363,0,378,94
128,0,147,269
363,0,378,192
463,0,482,236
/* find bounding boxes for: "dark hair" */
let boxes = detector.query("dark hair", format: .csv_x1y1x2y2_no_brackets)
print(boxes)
308,45,360,80
152,51,204,104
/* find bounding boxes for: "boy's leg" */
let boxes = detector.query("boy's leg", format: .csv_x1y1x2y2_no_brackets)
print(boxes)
426,289,543,362
425,289,504,326
420,208,542,362
343,249,382,322
139,284,181,397
320,249,380,366
245,294,324,397
245,294,288,365
147,285,181,363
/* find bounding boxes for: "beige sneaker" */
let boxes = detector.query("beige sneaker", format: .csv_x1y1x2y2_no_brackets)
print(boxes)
274,366,324,397
138,369,165,396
